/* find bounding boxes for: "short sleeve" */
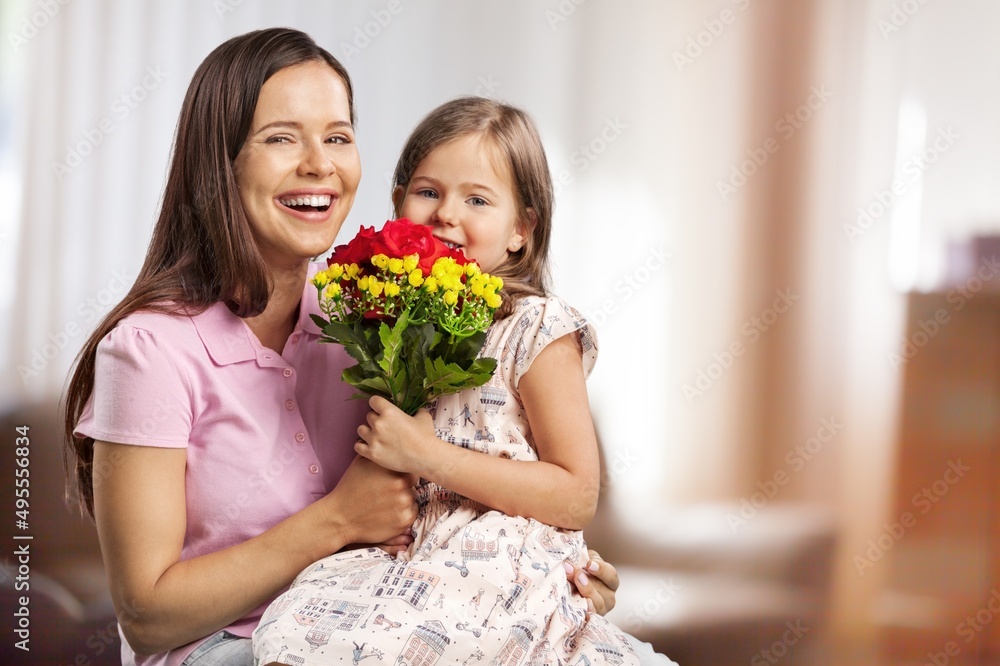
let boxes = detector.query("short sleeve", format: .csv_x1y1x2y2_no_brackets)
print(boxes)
75,323,194,448
508,296,599,393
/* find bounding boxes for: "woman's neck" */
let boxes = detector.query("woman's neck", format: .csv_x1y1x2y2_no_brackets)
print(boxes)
243,262,308,354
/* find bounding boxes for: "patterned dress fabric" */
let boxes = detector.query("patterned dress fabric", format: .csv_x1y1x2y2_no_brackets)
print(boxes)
253,296,638,666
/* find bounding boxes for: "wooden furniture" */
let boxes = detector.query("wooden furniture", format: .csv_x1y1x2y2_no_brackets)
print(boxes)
878,291,1000,664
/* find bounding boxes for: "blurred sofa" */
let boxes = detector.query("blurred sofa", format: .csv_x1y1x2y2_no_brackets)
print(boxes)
0,398,120,665
589,495,837,666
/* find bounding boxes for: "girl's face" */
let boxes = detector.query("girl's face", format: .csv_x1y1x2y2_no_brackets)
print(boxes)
395,134,527,274
233,60,361,270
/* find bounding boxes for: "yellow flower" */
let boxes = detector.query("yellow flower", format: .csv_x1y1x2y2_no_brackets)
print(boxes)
486,293,502,309
423,276,439,292
388,257,404,274
408,269,424,287
312,270,330,289
443,290,458,306
489,275,504,290
403,254,419,273
465,263,481,277
346,263,361,279
470,278,485,297
369,279,384,297
323,283,342,299
358,276,370,291
384,282,400,297
371,254,389,269
328,263,344,281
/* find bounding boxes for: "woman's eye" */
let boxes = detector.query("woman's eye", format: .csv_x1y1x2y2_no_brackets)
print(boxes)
327,135,352,144
265,135,291,144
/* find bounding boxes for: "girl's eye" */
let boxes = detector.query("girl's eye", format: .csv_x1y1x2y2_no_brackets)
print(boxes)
468,196,488,207
416,189,438,199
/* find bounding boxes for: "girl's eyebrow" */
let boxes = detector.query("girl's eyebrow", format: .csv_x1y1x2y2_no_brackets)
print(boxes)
251,120,353,135
411,175,499,197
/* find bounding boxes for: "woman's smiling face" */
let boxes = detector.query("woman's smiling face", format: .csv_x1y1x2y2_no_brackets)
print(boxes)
233,60,361,270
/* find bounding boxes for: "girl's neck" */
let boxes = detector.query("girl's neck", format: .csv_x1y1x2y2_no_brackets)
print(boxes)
243,262,308,354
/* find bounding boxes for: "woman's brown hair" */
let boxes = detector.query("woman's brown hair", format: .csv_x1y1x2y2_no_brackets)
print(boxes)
391,96,555,320
63,28,356,517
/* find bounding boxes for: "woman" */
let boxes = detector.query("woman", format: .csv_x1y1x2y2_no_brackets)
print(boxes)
64,28,656,666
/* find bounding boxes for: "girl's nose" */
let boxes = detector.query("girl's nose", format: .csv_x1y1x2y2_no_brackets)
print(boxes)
432,198,458,226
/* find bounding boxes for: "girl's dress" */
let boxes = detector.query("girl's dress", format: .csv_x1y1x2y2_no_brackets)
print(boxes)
253,295,638,666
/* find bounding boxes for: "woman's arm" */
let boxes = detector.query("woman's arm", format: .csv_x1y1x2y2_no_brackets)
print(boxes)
93,443,416,656
356,333,600,530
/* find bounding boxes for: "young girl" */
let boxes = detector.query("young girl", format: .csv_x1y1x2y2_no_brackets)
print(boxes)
253,97,640,666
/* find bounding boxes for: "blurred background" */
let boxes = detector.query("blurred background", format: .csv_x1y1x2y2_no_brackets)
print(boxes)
0,0,997,664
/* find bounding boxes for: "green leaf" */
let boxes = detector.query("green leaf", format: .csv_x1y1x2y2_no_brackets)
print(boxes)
342,365,392,399
422,356,497,399
310,313,330,331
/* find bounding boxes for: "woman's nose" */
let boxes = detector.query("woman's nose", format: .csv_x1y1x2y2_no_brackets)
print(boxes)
298,141,335,177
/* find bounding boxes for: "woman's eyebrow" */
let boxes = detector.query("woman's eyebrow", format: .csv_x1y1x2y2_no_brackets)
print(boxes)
251,119,353,134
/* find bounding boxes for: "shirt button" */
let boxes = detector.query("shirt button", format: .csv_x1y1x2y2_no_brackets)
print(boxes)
285,400,295,411
283,368,293,378
295,432,306,443
309,464,319,474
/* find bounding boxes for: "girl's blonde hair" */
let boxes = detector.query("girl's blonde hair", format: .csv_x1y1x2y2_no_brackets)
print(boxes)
392,96,554,319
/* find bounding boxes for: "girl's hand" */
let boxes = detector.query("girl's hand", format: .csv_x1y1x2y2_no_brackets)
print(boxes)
565,549,620,616
355,396,434,474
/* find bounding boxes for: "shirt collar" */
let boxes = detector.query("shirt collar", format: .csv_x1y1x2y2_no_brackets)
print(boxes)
191,262,326,365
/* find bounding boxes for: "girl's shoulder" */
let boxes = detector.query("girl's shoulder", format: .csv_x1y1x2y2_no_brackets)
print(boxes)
502,294,591,328
489,294,598,378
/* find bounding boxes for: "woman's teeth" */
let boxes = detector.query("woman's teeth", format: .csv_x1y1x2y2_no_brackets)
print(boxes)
443,241,462,250
278,195,332,209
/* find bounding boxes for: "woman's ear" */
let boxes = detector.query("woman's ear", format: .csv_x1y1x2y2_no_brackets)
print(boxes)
509,208,537,252
391,185,405,217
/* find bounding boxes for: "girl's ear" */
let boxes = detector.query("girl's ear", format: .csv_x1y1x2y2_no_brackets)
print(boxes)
391,185,405,217
509,208,537,252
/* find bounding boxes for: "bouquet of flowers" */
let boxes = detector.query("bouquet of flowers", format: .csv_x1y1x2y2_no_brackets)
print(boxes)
311,219,503,415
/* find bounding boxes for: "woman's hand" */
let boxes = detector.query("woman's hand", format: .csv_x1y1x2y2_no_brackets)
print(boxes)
371,531,414,557
322,454,418,547
355,396,435,474
565,549,620,615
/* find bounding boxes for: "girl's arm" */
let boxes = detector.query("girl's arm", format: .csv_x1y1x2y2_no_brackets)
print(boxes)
93,443,416,656
356,333,600,530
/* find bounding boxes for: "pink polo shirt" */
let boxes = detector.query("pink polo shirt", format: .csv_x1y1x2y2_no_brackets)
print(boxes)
75,263,368,666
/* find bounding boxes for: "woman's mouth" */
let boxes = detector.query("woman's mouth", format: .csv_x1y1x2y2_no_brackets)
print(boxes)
277,194,332,213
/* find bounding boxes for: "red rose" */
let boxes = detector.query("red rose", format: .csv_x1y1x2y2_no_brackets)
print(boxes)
329,225,377,266
368,219,440,272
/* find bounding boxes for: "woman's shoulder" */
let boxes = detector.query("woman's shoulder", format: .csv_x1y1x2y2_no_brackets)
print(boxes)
105,303,227,353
